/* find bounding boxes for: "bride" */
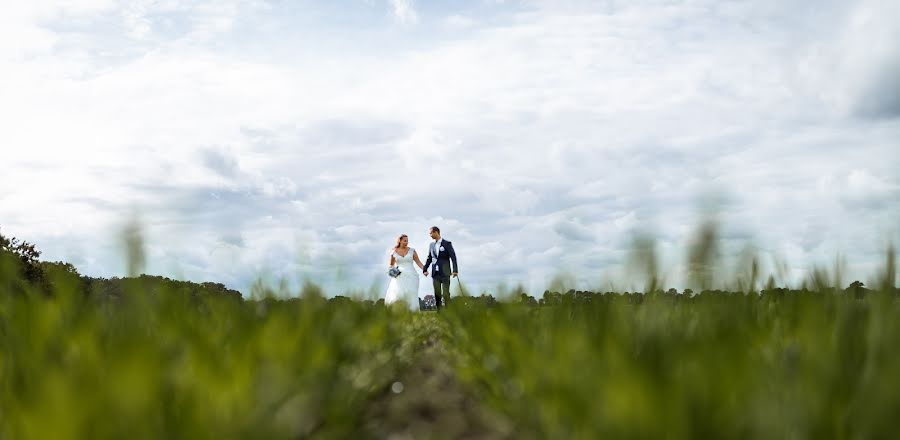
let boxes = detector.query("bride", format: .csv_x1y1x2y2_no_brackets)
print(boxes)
384,234,425,308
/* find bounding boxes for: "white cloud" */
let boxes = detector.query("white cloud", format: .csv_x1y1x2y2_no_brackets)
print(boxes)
791,0,900,119
1,0,898,296
389,0,418,25
444,14,476,29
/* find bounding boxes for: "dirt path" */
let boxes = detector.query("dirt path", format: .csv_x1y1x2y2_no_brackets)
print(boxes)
362,314,514,439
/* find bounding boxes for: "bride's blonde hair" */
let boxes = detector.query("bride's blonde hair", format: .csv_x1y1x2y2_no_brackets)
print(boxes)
394,234,408,250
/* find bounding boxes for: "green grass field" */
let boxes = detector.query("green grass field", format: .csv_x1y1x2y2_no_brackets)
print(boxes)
2,228,899,439
2,267,900,439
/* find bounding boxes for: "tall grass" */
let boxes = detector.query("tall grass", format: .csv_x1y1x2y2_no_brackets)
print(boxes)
0,273,412,439
444,287,900,439
2,222,898,439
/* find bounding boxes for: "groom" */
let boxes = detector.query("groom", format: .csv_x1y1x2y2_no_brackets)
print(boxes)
422,226,458,310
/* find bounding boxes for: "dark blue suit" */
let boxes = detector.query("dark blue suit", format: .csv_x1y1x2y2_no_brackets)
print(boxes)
423,239,457,309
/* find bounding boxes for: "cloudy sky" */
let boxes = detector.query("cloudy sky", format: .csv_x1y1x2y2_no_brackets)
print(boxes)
2,0,898,298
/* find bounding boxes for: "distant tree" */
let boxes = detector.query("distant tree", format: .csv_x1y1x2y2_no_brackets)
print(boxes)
519,293,538,307
37,261,83,295
847,280,868,299
542,290,561,306
329,295,352,305
1,230,41,264
1,228,45,284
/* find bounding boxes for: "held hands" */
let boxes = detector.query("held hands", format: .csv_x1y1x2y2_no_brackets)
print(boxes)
420,270,457,277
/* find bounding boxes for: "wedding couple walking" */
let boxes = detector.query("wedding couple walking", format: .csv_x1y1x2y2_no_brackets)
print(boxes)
385,226,458,310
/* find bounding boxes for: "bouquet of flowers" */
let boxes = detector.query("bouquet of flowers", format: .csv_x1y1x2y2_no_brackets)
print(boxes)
387,265,402,278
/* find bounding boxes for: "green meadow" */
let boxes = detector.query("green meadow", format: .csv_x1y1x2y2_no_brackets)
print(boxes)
2,230,899,439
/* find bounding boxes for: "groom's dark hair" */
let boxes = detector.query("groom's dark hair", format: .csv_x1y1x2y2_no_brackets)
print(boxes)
429,226,441,234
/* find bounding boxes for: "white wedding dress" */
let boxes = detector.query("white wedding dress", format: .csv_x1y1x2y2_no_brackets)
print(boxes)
385,248,419,309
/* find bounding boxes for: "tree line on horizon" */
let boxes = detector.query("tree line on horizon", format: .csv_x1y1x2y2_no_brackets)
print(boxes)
2,227,896,306
1,228,241,302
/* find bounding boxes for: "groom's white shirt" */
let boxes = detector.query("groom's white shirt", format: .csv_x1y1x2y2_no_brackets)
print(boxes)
432,239,443,257
430,238,443,272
